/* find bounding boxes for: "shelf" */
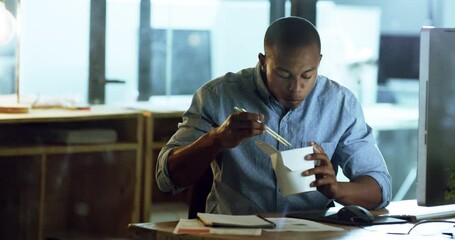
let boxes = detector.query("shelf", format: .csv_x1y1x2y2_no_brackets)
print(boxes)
0,106,144,239
0,106,141,123
0,143,140,156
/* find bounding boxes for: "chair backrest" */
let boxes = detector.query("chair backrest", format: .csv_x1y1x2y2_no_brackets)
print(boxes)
188,168,213,219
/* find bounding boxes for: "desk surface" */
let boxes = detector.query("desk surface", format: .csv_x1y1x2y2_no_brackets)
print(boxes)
128,221,441,240
364,104,418,131
0,105,142,123
128,200,454,240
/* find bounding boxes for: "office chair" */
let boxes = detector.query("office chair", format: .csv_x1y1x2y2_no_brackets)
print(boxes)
188,167,213,219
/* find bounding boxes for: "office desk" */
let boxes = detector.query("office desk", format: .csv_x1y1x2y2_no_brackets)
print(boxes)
364,104,418,131
128,200,454,240
127,221,437,240
130,221,362,240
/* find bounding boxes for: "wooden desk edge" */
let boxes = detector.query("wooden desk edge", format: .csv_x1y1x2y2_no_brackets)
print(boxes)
128,200,455,239
128,222,175,240
126,204,394,237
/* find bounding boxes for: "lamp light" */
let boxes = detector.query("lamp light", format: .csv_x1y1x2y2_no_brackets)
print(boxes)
0,0,28,113
0,1,16,46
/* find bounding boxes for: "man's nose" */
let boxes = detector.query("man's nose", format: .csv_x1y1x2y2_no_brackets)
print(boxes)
288,78,301,92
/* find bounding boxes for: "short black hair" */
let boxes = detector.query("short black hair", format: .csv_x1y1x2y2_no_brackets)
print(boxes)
264,16,321,54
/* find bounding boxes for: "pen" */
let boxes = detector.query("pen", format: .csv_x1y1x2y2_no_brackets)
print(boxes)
233,107,292,147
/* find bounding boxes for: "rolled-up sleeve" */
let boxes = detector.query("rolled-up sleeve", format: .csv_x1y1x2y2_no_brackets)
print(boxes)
155,87,218,194
156,145,183,193
332,93,392,209
340,143,392,209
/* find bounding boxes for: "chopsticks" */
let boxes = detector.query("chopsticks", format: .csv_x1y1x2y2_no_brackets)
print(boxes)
234,107,293,147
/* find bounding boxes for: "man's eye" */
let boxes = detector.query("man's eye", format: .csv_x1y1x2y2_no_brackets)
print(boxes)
302,75,312,79
277,72,290,78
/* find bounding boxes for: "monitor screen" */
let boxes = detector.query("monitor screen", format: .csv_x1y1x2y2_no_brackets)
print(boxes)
377,34,420,84
417,27,455,206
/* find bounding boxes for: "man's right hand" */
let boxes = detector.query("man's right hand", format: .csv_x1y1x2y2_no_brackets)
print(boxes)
166,111,266,187
211,111,265,148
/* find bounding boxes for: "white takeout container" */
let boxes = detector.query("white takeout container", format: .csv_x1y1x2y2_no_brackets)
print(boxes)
255,141,316,196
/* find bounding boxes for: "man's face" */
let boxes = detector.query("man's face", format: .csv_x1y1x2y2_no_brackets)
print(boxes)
260,43,322,110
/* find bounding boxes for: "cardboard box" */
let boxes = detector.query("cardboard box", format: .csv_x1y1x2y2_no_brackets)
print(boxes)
256,141,316,196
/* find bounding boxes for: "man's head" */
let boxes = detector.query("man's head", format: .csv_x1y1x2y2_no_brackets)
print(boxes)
258,16,322,110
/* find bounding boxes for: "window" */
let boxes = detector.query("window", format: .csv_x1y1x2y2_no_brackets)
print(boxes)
2,0,455,203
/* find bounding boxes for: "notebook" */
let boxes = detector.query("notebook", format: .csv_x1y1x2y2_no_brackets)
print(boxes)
196,213,275,228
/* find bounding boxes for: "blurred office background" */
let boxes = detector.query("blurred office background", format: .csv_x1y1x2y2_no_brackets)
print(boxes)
1,0,454,221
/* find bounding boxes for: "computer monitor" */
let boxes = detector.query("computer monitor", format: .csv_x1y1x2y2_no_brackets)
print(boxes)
377,34,420,85
417,27,455,206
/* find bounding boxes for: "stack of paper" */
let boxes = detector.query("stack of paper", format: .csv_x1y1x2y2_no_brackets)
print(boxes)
173,213,345,236
173,219,262,236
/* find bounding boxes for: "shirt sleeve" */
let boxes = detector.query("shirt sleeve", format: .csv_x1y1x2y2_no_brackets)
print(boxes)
340,142,392,209
335,98,392,209
155,88,217,194
155,146,184,194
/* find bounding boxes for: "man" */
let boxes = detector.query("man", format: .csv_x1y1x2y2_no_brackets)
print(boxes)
156,16,391,215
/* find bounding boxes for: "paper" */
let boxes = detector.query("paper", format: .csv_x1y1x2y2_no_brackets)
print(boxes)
173,219,210,234
256,141,316,196
361,223,415,235
197,212,275,228
264,217,344,232
173,219,262,236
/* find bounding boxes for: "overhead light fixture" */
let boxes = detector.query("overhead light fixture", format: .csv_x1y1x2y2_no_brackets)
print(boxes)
0,1,17,46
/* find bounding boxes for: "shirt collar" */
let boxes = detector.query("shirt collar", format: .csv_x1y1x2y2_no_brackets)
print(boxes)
254,62,273,105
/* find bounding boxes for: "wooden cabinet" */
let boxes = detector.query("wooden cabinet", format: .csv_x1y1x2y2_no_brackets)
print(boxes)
142,110,193,221
0,106,144,239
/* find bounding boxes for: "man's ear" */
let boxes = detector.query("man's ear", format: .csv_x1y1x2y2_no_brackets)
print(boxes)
258,53,266,71
316,54,323,68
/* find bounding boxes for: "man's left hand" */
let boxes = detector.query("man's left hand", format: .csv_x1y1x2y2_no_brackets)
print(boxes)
303,142,338,199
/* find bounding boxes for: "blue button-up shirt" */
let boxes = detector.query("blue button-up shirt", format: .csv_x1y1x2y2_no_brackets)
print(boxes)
156,63,392,214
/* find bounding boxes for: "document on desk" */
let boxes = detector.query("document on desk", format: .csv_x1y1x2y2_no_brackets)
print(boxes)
197,212,275,228
173,219,261,236
361,223,415,235
264,218,344,232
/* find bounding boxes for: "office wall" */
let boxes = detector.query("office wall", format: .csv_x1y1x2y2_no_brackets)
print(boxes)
333,0,431,34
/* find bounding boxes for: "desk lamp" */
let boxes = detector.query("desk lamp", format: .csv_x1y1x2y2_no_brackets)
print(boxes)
0,0,16,45
0,0,29,113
